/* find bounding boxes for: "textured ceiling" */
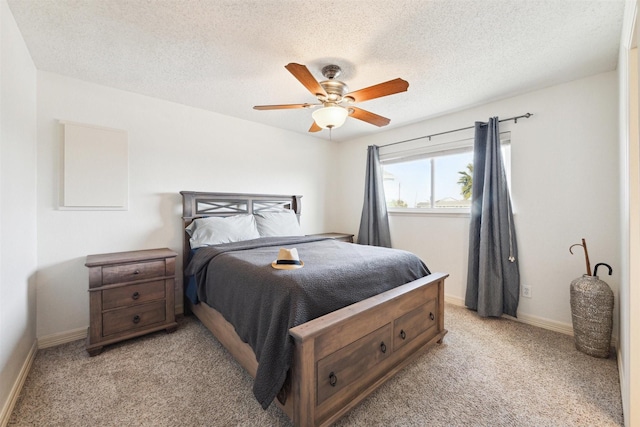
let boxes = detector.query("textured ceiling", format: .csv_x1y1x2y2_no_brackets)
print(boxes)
7,0,625,142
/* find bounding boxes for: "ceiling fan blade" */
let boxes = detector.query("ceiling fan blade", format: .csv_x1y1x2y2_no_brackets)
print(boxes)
253,103,316,110
285,63,327,98
349,107,391,127
308,121,322,132
345,78,409,103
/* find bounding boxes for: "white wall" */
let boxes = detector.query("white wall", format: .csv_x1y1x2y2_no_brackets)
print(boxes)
36,71,336,339
0,0,37,419
331,71,620,331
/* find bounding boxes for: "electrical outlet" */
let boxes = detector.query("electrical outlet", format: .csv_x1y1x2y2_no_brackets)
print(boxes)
522,284,532,298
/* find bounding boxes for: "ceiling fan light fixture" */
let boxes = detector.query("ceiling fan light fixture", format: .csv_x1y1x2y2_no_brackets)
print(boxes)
312,105,348,129
255,63,408,133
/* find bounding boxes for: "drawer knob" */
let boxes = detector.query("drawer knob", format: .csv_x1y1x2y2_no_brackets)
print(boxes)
329,372,337,387
133,270,141,275
133,315,141,324
132,291,140,300
400,329,406,340
380,342,387,353
429,312,435,321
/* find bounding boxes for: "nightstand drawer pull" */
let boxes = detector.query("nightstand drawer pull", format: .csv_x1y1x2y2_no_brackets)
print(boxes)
400,329,406,340
133,315,141,324
329,372,337,387
430,312,435,321
380,341,387,353
133,270,140,275
132,291,140,300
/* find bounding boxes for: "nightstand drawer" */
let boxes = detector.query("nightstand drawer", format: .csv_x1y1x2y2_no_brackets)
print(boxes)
102,280,166,310
102,260,166,285
102,301,166,337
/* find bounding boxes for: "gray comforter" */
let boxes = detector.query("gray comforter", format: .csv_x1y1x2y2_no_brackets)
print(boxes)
184,236,430,409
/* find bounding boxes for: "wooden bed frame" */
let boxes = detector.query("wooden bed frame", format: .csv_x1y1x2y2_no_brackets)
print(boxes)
180,191,448,427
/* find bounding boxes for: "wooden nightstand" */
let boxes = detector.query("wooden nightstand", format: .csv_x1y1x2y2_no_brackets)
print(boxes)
85,248,178,356
309,232,354,243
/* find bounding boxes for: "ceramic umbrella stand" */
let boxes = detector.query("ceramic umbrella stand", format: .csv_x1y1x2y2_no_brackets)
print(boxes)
569,239,614,358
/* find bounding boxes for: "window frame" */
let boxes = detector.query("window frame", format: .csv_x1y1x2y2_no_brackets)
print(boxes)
380,132,511,217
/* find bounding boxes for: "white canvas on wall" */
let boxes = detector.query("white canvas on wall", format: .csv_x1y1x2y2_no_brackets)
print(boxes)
62,121,128,209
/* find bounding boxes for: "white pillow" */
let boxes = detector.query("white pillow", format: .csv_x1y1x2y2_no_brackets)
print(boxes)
254,210,303,237
186,214,260,248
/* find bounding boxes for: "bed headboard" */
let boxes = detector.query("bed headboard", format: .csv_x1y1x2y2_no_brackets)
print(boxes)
179,191,302,268
181,191,302,225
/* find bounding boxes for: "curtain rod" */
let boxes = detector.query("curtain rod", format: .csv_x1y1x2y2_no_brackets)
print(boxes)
380,113,533,148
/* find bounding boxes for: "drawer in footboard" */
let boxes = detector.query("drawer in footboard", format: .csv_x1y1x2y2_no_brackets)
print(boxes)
393,297,438,352
316,323,392,405
289,272,448,427
312,280,439,361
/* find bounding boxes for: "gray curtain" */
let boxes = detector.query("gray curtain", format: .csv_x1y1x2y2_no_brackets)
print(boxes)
465,118,520,317
357,145,391,247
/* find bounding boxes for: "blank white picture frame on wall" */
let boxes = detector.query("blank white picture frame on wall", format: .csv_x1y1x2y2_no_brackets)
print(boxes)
61,121,128,210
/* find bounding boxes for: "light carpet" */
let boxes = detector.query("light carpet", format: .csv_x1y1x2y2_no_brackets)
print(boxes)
9,304,623,426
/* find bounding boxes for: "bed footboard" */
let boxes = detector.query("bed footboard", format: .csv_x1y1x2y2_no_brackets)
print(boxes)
289,272,448,427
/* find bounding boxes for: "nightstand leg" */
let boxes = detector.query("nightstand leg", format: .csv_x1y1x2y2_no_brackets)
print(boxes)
166,324,178,333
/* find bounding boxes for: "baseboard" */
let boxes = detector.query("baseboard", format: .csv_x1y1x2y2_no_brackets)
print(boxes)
38,305,182,349
447,295,619,348
37,327,87,349
616,346,628,427
0,340,37,427
444,294,466,308
32,299,613,349
507,311,574,336
445,294,574,336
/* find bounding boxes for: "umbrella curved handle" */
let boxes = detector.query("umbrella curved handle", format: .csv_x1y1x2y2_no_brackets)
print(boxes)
569,238,592,276
594,263,612,277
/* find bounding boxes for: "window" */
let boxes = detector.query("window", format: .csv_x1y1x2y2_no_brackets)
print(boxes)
381,135,511,213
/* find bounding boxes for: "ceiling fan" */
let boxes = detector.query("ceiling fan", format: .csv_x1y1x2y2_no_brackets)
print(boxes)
253,63,409,133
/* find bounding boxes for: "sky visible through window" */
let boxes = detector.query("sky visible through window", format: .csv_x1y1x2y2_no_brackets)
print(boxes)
384,159,431,207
